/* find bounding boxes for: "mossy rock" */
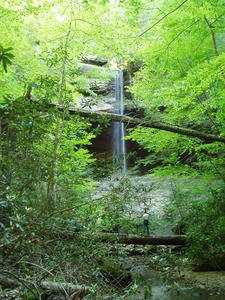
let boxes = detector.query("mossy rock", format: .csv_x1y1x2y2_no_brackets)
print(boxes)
98,258,132,287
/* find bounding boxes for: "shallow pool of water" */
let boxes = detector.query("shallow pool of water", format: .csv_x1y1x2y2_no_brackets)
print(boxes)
128,269,224,300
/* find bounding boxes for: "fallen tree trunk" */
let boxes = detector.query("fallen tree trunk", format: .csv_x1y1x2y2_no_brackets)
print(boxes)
50,104,225,144
0,274,90,298
40,281,90,297
99,233,186,246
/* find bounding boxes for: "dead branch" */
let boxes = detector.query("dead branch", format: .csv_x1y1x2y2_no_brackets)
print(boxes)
204,15,219,56
0,274,90,298
139,0,190,37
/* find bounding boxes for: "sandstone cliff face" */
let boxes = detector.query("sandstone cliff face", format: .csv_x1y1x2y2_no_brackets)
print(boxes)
77,62,116,112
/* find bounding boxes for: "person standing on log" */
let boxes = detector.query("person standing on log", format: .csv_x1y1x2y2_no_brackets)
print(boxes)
143,208,150,236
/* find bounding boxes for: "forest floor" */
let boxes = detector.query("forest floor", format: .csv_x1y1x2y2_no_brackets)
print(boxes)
2,241,225,299
1,175,225,299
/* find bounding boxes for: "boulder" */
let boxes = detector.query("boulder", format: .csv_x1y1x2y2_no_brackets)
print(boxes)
77,95,115,112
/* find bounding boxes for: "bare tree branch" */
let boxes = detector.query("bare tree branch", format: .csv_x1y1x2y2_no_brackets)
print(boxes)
46,196,105,219
139,0,190,37
166,20,199,50
204,15,219,56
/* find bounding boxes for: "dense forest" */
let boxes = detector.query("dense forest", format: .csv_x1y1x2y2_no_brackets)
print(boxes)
0,0,225,299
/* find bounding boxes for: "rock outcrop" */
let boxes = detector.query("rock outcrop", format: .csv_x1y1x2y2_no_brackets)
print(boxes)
81,55,107,66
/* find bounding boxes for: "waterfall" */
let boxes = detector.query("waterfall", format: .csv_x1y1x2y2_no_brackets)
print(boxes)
113,70,127,174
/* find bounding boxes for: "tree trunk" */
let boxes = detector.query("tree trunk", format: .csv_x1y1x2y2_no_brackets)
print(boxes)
51,105,225,144
99,233,186,245
0,274,90,298
40,280,90,297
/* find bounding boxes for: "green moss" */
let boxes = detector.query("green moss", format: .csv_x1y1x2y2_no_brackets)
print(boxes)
98,258,132,287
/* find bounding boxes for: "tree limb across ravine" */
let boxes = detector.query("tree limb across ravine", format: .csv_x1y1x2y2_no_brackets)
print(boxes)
50,104,225,144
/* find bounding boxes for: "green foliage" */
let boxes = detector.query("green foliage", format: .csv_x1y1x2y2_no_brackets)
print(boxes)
144,284,152,299
0,94,96,245
92,156,114,178
126,0,225,177
0,1,225,296
76,177,137,233
0,46,14,73
166,178,225,268
98,257,132,287
88,177,164,236
185,185,225,266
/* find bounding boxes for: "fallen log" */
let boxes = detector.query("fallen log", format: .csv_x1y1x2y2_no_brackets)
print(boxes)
0,274,90,298
99,233,186,246
2,102,224,143
40,281,90,297
50,104,225,144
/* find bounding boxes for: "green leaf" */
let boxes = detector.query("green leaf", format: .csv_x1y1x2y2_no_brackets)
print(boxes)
2,59,7,72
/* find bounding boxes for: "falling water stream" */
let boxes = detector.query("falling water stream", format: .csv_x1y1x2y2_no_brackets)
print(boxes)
113,70,127,174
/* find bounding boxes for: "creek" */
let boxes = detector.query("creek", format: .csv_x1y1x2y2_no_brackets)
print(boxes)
128,266,224,300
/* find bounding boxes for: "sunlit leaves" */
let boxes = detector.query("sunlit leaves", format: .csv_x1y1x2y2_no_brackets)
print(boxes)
126,0,225,176
0,46,14,73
